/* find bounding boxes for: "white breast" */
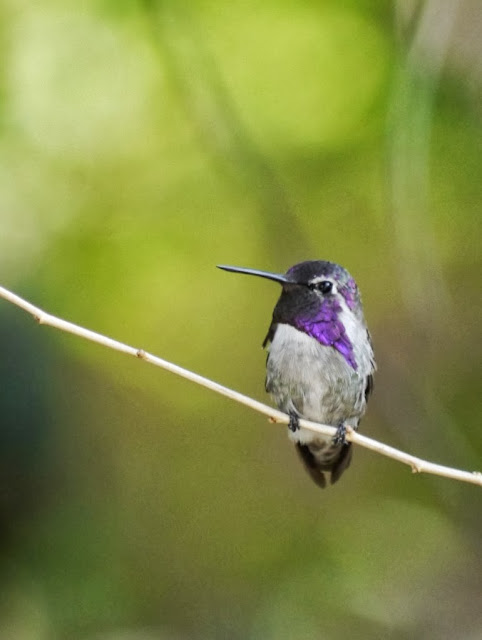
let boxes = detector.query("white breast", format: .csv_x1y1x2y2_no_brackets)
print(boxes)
266,321,373,446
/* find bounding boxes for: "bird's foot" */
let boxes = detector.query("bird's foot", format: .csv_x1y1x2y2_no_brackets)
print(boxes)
333,423,347,446
288,411,300,433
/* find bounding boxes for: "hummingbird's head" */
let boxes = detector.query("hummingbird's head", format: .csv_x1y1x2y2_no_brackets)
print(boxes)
218,261,366,370
283,260,362,315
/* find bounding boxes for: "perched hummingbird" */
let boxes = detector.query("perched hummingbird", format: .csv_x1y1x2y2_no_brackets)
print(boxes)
218,261,375,488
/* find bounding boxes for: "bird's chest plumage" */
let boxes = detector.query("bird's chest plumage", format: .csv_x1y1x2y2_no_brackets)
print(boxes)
266,323,368,431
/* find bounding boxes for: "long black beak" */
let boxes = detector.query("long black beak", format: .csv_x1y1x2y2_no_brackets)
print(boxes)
217,264,289,285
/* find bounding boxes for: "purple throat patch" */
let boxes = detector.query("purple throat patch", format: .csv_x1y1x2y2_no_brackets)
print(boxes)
294,299,357,370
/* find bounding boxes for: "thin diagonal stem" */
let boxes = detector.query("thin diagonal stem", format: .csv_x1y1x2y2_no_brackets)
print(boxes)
0,285,480,487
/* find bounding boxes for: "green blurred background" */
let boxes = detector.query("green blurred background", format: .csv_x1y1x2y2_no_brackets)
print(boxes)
0,1,481,638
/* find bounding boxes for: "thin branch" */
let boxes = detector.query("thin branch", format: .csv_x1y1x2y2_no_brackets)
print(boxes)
0,285,480,487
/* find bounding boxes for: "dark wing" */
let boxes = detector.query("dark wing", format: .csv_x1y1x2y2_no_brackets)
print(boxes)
364,328,375,402
262,321,277,349
364,374,374,402
263,322,278,392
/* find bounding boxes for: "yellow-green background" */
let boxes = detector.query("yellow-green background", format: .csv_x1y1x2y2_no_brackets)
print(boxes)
0,1,480,638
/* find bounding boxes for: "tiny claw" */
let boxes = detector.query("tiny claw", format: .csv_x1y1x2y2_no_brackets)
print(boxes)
288,411,300,433
333,423,347,446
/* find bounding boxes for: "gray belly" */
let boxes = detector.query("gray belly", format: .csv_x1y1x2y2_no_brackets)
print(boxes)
266,324,367,430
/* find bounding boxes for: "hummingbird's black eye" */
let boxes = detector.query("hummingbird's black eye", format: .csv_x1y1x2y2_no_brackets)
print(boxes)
308,280,333,294
317,281,333,294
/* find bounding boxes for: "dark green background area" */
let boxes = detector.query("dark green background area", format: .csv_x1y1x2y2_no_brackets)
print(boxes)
0,1,480,638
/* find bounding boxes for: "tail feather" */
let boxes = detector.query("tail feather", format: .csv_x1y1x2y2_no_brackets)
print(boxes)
295,442,353,488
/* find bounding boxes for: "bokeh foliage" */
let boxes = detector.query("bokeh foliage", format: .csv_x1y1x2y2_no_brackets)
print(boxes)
0,1,481,638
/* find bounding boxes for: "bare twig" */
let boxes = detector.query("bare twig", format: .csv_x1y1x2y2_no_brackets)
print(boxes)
0,285,480,487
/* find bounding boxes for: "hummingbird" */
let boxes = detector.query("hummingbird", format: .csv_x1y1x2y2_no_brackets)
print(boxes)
218,261,375,488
